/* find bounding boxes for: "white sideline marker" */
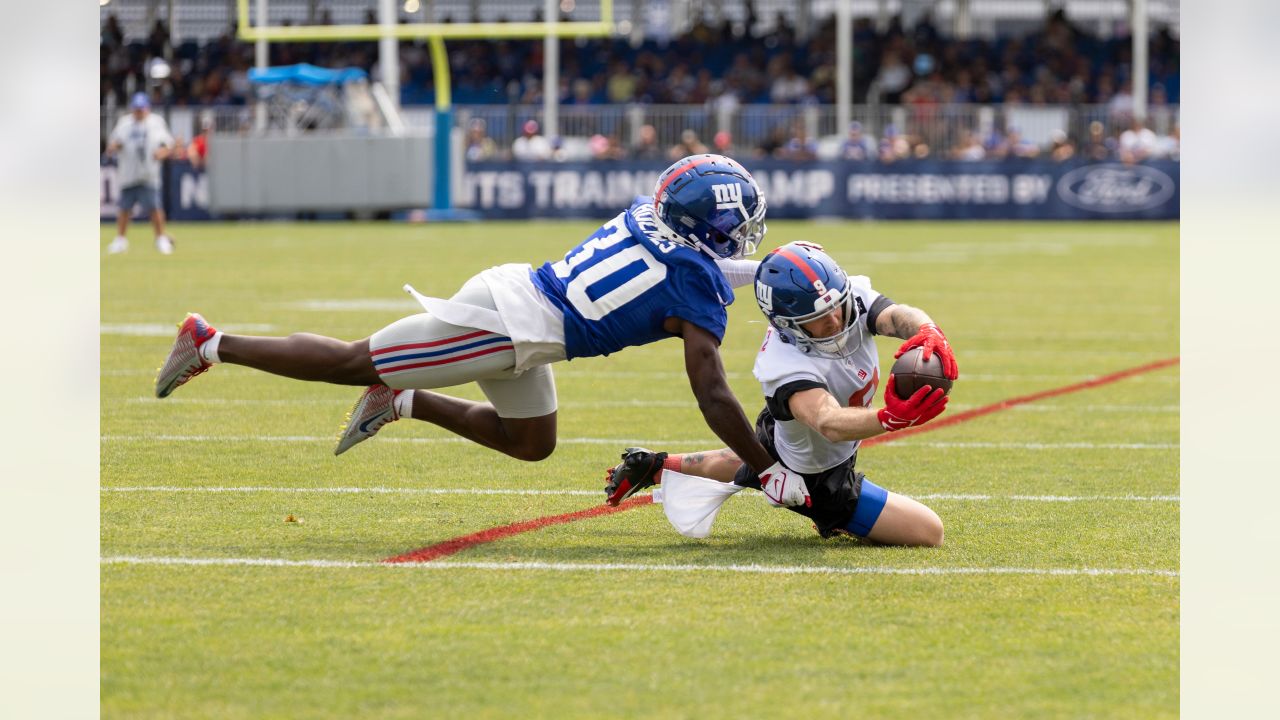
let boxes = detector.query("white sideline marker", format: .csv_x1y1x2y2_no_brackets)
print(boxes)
100,555,1178,577
122,396,1179,414
100,486,1180,503
98,435,1179,450
101,323,275,336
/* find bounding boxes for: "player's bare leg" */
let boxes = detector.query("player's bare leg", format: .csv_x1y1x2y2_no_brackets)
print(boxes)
406,391,557,462
861,493,944,547
219,334,381,385
156,313,383,399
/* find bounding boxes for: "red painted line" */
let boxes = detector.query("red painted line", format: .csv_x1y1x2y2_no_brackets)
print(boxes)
384,495,653,564
860,356,1180,447
383,356,1178,563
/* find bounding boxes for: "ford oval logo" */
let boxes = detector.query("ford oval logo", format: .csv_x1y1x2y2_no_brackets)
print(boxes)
1056,163,1176,213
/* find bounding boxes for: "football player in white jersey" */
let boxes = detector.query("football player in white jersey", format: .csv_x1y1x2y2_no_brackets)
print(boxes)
604,241,958,545
152,155,809,503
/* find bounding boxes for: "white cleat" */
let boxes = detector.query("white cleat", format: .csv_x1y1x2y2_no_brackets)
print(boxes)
107,237,129,254
335,385,401,456
156,236,175,254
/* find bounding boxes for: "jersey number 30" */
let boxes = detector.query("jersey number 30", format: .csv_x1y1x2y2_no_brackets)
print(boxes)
551,216,669,321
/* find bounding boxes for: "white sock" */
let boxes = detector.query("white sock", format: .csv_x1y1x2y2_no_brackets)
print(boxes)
200,331,223,363
393,389,414,419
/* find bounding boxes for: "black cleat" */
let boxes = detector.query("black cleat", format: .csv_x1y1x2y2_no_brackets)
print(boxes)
604,447,668,506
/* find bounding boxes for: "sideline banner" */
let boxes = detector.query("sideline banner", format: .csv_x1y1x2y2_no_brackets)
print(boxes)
102,158,1178,221
101,159,212,221
456,159,1179,220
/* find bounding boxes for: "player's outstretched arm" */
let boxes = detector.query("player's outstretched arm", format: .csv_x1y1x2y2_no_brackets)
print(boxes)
788,387,886,442
674,320,776,475
876,303,959,380
789,377,949,441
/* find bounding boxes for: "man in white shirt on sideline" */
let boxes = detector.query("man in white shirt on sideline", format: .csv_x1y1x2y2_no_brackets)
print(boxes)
105,92,176,254
1118,116,1160,165
511,120,552,162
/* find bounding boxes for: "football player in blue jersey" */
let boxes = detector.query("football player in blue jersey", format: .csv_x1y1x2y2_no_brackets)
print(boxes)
154,155,810,504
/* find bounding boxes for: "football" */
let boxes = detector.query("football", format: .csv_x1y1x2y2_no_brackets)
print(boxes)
891,347,953,399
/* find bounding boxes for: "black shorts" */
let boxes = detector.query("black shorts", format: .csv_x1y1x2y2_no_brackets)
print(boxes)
732,406,868,538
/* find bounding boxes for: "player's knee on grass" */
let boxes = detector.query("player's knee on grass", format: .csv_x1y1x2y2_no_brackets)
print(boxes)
863,490,945,548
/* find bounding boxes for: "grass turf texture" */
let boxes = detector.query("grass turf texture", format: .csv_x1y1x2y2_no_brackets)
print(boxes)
101,220,1178,718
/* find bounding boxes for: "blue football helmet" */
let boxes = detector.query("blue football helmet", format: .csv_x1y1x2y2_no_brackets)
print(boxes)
653,154,767,260
754,241,866,359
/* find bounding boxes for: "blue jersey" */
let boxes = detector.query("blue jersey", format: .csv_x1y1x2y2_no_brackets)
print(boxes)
530,197,735,360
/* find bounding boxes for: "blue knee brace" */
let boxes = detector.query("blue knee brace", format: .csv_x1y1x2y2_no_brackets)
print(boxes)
844,477,888,537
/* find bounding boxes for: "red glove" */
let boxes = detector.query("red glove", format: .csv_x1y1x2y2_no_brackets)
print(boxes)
877,376,949,432
894,323,958,380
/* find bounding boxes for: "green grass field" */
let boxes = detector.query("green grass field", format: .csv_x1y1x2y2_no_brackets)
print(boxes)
101,220,1178,718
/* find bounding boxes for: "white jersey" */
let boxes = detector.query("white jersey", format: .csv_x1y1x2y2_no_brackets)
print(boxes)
109,113,174,188
752,275,887,474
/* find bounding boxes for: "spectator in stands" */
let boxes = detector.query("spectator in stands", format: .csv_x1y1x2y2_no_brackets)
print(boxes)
589,134,627,161
878,125,911,163
1048,130,1076,162
606,62,637,104
631,124,664,161
950,129,986,161
712,130,734,156
840,121,875,161
1080,121,1115,161
874,49,914,104
769,56,811,104
549,136,569,162
755,125,787,159
776,121,818,161
511,120,552,161
465,118,500,162
668,129,708,160
991,127,1040,159
1119,117,1159,164
105,93,176,255
1154,122,1179,160
187,114,213,170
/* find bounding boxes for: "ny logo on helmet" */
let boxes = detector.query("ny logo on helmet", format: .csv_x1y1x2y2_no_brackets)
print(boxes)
712,183,744,211
755,281,773,311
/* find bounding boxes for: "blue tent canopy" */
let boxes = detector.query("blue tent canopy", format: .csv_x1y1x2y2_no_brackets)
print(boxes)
247,63,367,86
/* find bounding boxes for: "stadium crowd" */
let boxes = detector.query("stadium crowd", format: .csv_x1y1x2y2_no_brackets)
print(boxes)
102,8,1178,108
102,6,1178,163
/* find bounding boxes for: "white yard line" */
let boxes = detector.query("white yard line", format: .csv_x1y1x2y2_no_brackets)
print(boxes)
123,396,698,409
282,299,420,312
100,486,1180,502
98,435,1178,450
122,396,1177,413
101,323,275,336
100,555,1178,577
103,369,1178,383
